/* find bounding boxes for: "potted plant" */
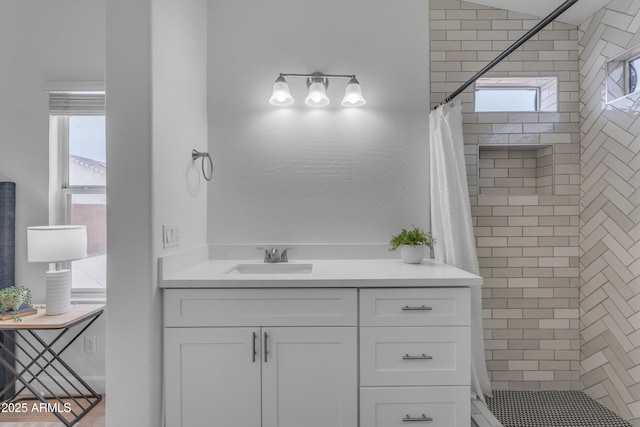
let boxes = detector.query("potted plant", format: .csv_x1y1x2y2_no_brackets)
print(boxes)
389,226,436,264
0,285,32,314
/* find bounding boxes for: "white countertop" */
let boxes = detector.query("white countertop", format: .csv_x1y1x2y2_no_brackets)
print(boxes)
159,257,483,288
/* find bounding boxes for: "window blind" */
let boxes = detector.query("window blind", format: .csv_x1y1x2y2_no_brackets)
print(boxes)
49,91,105,115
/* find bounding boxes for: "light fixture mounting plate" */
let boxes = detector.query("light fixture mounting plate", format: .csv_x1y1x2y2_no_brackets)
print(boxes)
306,72,329,89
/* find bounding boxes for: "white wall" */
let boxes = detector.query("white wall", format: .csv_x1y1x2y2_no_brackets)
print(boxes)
106,0,209,425
105,0,159,425
207,0,430,245
153,0,208,255
0,0,106,393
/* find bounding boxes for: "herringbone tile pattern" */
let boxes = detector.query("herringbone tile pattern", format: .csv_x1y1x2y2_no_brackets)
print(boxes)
579,2,640,424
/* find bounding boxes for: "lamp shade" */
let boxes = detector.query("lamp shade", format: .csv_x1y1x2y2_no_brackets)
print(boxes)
305,81,330,107
341,77,366,107
27,225,87,263
269,76,294,106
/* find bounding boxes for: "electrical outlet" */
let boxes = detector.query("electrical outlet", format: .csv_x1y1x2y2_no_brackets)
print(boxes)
85,336,98,354
163,223,180,249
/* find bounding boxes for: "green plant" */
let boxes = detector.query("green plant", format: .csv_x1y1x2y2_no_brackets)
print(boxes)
0,285,32,314
389,226,436,251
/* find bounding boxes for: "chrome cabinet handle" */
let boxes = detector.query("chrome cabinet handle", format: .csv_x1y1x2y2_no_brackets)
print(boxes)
403,414,433,422
403,353,433,360
402,305,432,311
252,331,257,363
264,331,269,363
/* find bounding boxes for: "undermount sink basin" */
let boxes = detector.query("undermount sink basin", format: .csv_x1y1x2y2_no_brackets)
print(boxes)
226,263,313,275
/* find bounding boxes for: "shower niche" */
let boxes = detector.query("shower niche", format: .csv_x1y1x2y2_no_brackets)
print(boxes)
477,144,554,196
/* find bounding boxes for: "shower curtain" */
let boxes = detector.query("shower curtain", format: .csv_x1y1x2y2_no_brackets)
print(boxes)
429,101,492,401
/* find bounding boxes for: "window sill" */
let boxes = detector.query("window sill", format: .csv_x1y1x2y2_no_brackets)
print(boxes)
71,292,106,304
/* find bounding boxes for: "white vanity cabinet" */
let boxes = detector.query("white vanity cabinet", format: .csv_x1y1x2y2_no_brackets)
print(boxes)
359,288,471,427
164,288,358,427
164,285,472,427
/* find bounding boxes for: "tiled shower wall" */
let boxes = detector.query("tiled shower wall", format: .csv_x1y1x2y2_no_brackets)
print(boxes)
430,0,581,390
579,1,640,424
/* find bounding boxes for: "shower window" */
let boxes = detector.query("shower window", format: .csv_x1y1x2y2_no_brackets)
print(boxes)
475,88,538,112
474,77,558,113
606,44,640,105
627,55,640,95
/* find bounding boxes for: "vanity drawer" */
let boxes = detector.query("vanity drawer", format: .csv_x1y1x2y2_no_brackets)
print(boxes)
360,386,470,427
164,288,357,327
359,288,470,326
360,326,470,386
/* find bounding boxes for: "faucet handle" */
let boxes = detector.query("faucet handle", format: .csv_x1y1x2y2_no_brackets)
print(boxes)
280,247,294,262
257,247,271,262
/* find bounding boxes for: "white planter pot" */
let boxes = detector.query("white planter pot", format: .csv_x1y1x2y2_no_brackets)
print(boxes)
400,245,425,264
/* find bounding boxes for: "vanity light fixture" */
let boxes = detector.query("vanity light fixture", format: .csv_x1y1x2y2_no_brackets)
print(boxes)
305,74,330,107
342,76,366,107
269,75,294,106
269,72,366,108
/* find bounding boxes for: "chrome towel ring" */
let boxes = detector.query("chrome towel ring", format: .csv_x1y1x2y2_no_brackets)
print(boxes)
191,149,213,182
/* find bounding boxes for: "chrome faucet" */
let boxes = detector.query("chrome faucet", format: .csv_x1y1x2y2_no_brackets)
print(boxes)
257,247,293,263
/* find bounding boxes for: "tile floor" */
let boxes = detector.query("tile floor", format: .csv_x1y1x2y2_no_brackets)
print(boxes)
479,390,633,427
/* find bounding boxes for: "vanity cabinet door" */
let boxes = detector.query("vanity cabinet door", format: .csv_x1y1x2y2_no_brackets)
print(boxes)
165,328,262,427
261,327,358,427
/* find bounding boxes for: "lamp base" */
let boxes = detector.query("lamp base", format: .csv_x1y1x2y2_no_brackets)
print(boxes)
45,269,72,315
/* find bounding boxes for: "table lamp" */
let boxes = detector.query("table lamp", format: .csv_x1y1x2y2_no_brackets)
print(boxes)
27,225,87,315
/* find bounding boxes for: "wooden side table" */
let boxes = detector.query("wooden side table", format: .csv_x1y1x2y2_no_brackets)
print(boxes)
0,304,104,426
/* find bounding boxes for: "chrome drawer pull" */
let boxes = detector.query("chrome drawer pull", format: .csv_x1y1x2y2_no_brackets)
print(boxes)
252,331,257,363
402,353,433,360
403,414,433,422
402,305,432,311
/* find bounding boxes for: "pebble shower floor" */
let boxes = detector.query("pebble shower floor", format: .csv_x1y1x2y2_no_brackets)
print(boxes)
485,390,632,427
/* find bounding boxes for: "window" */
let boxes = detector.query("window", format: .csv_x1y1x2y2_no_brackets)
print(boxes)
627,55,640,95
474,77,558,113
49,90,106,292
606,45,640,105
475,88,538,112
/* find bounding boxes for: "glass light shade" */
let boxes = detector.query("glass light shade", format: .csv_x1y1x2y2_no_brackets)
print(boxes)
305,81,330,107
341,78,366,107
269,78,294,106
27,225,87,263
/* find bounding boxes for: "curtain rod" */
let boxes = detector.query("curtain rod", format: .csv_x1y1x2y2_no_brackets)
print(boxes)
435,0,580,109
